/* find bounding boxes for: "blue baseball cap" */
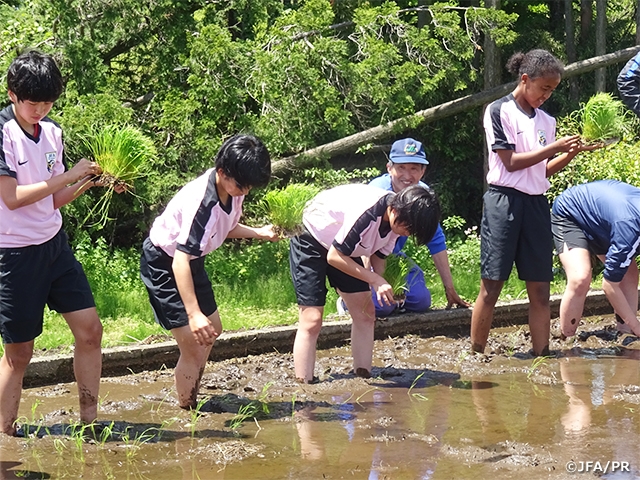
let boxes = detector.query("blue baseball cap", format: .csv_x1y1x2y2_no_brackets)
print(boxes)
389,138,429,165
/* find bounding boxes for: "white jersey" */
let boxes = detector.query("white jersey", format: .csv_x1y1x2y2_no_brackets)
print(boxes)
0,105,65,248
484,93,557,195
303,184,398,258
149,169,243,258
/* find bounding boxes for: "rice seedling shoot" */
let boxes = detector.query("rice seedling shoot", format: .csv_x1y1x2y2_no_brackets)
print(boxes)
264,183,319,236
579,92,629,144
86,125,157,190
82,125,156,225
382,254,412,300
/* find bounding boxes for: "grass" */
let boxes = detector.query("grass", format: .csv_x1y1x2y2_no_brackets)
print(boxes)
262,183,319,236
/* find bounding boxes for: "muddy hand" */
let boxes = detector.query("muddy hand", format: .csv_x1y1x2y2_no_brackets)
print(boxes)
71,158,102,183
576,141,604,153
257,224,279,241
91,177,127,193
445,287,471,309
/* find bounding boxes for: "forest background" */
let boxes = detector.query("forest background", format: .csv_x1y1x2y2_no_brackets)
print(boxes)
1,0,639,351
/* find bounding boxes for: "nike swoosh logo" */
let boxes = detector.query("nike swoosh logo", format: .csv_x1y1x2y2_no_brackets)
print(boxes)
17,159,28,165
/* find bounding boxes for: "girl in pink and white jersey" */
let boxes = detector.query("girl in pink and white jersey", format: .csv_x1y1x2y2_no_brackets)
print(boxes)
470,49,601,357
140,134,277,410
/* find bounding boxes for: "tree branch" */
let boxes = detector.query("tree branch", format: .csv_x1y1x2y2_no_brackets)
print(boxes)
271,46,640,175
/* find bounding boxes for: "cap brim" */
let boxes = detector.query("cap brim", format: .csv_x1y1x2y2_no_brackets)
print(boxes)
390,156,429,165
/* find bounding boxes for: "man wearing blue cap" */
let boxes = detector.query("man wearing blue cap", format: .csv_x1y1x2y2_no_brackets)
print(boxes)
358,138,469,315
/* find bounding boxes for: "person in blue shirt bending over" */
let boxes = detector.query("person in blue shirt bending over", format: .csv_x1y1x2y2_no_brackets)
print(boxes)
552,180,640,339
340,138,469,316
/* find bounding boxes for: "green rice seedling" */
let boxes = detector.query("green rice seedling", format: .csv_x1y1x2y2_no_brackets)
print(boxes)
82,125,156,224
229,382,273,430
355,387,379,404
120,427,157,461
67,421,88,460
382,254,412,301
53,437,67,455
577,92,631,144
407,372,428,400
527,355,552,379
187,397,209,438
88,421,115,447
290,392,298,419
263,184,320,236
15,400,47,440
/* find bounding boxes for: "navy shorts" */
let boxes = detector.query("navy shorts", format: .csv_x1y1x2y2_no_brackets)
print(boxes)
289,230,369,306
140,238,217,331
480,185,553,282
0,229,95,344
551,213,606,255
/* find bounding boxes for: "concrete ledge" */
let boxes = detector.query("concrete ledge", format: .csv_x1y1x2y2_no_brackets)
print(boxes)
24,290,615,387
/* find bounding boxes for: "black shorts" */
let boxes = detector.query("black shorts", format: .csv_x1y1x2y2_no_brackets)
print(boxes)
0,229,95,344
289,230,369,306
480,185,553,282
140,238,217,331
551,213,606,255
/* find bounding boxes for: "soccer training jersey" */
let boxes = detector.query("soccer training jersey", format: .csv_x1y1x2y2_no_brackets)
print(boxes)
368,173,446,255
552,180,640,282
0,105,66,248
149,169,243,258
484,93,556,195
303,184,398,258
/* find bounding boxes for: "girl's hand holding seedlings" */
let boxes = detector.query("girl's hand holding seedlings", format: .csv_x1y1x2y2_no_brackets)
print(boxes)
91,176,127,194
573,141,604,153
255,224,279,242
552,135,582,153
189,311,218,346
69,158,102,184
371,276,395,306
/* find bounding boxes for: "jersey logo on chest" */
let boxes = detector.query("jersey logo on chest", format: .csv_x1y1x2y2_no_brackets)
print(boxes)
537,130,547,146
45,152,56,173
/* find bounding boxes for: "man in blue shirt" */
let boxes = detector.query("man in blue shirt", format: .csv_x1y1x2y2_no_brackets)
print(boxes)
617,50,640,118
552,180,640,338
355,137,469,316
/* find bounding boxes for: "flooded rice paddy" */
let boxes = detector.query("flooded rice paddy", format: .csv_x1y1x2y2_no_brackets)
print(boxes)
1,314,640,480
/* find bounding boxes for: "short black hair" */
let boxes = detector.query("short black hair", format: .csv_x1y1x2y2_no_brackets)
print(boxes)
215,134,271,189
388,184,441,246
7,50,64,103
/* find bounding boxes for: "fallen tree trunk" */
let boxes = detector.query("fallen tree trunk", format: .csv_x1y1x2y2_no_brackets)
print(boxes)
272,45,640,176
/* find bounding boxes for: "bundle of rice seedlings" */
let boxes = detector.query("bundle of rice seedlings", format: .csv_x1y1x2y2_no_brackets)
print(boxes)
82,125,157,224
263,183,320,236
382,254,412,301
578,92,631,144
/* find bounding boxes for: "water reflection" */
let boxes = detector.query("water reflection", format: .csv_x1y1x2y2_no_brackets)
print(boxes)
0,461,50,480
287,354,640,479
3,337,640,479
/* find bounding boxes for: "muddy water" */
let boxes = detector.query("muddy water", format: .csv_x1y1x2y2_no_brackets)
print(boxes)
1,316,640,480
